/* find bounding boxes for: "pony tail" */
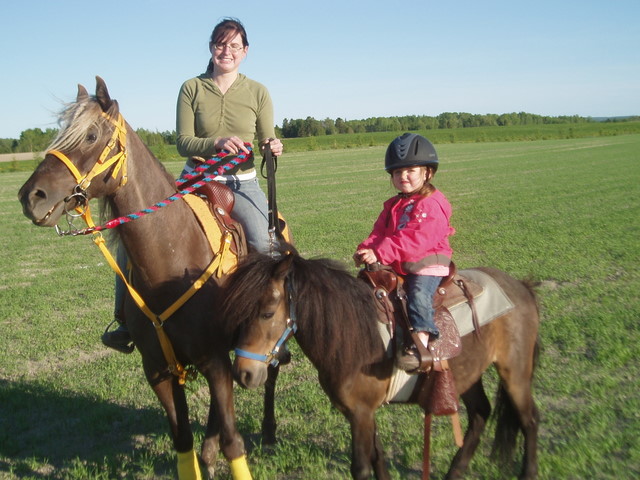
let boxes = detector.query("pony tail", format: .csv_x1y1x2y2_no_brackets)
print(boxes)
206,60,214,75
490,381,520,465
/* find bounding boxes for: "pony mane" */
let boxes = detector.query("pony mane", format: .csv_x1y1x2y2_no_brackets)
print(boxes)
222,250,385,380
289,254,384,377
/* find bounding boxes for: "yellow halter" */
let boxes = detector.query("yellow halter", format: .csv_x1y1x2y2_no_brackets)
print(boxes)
48,111,128,191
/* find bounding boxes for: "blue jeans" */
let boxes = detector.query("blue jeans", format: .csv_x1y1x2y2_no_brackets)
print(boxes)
219,177,270,253
405,274,441,337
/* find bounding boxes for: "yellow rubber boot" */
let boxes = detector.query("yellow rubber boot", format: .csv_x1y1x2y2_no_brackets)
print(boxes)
177,449,202,480
229,454,252,480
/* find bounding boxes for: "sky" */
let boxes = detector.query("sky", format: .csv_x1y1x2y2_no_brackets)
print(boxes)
1,0,638,139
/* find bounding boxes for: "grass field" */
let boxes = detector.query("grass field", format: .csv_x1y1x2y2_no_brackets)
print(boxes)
1,134,639,479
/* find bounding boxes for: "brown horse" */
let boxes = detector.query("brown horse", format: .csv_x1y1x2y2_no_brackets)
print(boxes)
222,248,540,480
17,76,280,480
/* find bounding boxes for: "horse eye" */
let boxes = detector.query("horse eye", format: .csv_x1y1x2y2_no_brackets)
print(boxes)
261,312,274,320
86,132,98,143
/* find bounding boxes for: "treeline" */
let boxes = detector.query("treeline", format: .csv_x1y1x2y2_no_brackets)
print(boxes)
2,113,639,153
280,112,602,138
0,128,177,155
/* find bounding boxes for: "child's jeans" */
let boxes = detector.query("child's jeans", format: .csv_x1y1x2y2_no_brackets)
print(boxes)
405,274,442,338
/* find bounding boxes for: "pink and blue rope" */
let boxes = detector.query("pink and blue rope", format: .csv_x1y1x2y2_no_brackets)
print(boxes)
90,144,253,233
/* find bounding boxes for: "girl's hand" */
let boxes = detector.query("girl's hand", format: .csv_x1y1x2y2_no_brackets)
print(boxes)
353,248,378,266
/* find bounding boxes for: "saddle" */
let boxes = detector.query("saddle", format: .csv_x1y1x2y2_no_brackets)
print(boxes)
359,263,483,416
190,179,247,259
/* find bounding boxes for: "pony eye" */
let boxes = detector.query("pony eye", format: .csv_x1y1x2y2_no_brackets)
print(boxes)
261,312,275,320
86,132,98,143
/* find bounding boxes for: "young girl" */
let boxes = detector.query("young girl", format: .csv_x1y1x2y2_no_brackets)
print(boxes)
354,133,455,371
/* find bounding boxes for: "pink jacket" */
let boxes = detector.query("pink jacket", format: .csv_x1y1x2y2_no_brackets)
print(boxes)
358,190,455,276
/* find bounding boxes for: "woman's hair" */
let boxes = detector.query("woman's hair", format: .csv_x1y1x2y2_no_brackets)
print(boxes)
205,17,249,74
392,165,436,197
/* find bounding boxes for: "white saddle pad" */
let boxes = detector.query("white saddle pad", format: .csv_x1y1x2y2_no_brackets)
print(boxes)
381,268,514,403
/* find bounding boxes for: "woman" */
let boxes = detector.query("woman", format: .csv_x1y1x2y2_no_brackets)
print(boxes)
177,16,283,253
102,18,283,353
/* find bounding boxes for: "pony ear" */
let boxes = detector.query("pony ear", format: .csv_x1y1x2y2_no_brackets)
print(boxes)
273,252,294,281
76,84,89,102
94,75,113,112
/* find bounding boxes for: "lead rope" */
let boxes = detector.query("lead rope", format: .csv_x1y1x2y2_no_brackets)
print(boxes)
260,142,282,257
55,144,254,236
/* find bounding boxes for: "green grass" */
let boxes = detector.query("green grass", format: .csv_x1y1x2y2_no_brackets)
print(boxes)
1,134,639,479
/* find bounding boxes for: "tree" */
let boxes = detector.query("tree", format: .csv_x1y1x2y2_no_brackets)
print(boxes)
0,138,13,154
16,128,57,153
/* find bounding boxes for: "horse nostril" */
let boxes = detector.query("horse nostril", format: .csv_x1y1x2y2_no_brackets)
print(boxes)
34,189,47,200
239,370,252,388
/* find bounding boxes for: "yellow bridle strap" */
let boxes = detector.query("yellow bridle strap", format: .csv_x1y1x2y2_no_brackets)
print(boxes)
48,149,85,184
98,112,128,186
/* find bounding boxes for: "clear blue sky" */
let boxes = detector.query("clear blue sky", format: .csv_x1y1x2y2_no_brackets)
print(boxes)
1,0,638,139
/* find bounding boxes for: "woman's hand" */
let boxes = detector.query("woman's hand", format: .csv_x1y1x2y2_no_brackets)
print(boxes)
214,136,250,155
261,137,284,157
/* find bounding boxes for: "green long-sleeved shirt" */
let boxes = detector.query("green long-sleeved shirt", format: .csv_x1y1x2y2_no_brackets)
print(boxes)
176,73,275,174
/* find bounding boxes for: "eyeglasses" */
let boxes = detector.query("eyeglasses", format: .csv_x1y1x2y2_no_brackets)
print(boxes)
213,42,244,53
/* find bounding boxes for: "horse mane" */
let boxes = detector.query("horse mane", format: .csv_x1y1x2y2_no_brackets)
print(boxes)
49,95,113,153
222,249,385,381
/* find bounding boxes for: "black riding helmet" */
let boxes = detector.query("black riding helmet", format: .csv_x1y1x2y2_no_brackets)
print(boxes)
384,133,439,173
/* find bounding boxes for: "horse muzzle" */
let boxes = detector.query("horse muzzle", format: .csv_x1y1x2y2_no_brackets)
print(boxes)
232,356,269,389
18,183,64,226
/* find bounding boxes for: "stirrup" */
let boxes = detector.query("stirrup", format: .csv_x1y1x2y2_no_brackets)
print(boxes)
396,346,421,373
101,319,134,354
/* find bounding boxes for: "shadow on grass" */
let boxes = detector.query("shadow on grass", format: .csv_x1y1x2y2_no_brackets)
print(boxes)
0,375,427,479
0,378,173,478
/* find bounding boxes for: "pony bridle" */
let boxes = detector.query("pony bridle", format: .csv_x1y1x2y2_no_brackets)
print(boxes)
48,112,128,235
234,277,298,367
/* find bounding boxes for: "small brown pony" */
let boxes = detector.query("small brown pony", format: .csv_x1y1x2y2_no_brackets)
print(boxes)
223,248,540,480
17,76,281,479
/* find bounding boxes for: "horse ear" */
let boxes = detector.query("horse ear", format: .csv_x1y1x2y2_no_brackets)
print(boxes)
76,84,89,101
94,75,113,112
273,252,294,281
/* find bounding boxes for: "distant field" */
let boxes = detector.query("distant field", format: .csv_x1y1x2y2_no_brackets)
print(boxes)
0,152,44,162
1,134,639,479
